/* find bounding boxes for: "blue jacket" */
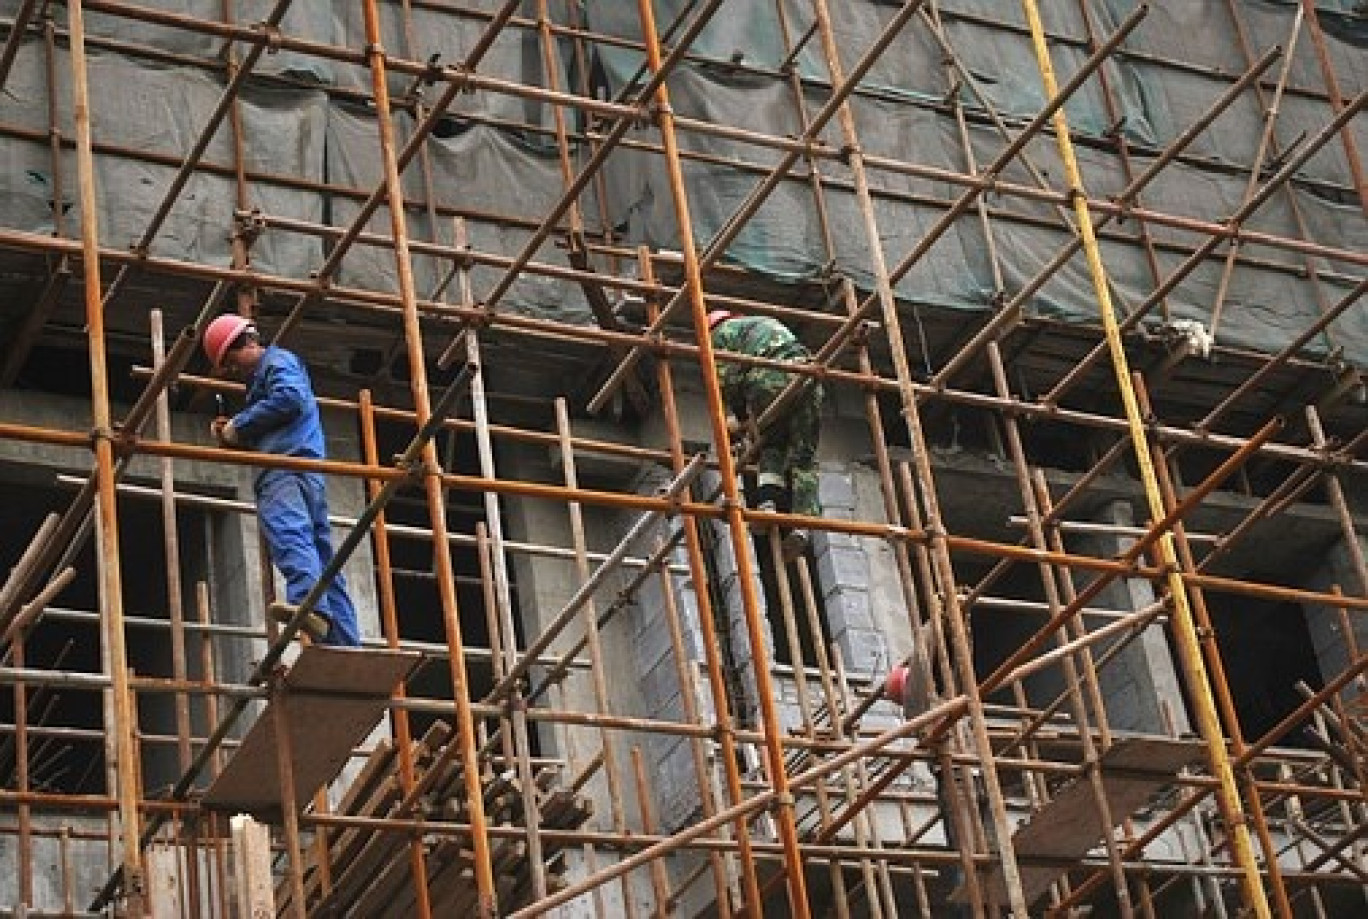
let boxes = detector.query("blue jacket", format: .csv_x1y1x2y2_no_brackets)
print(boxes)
232,345,326,464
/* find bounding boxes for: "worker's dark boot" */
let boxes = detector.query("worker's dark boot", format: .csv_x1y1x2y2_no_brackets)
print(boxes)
268,602,330,642
753,483,785,513
781,528,809,562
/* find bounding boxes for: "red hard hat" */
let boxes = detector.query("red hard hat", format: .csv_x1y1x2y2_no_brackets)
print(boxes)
203,314,253,367
707,310,734,330
883,665,909,703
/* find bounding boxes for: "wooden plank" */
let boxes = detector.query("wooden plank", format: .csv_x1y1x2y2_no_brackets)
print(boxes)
230,814,273,919
350,839,425,918
973,739,1204,907
284,721,453,912
315,824,409,915
145,844,184,919
284,773,404,915
203,646,419,818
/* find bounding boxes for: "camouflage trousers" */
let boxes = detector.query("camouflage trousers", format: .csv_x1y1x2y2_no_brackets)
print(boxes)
736,366,823,519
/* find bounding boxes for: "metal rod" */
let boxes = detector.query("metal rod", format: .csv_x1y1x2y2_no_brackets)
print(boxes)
151,310,193,779
1044,90,1366,406
1200,276,1368,430
486,453,705,703
359,0,496,911
67,0,146,911
643,254,761,914
633,1,811,912
509,695,970,918
359,388,433,919
588,0,934,414
1297,0,1367,216
456,0,729,331
553,397,642,915
468,332,549,901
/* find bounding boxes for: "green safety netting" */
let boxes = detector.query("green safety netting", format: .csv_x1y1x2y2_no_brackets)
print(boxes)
0,1,1359,360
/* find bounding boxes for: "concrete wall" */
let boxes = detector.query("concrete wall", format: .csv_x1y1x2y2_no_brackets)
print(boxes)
0,817,113,915
1307,534,1368,701
502,439,654,918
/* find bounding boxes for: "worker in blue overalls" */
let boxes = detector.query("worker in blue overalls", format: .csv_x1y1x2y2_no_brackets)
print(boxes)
203,314,361,647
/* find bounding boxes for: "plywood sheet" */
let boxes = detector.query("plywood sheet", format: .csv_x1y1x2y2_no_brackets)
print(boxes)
972,738,1204,907
202,646,419,819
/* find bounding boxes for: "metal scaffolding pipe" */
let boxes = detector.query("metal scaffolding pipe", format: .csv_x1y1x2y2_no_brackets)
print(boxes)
1046,90,1367,405
0,1,1364,914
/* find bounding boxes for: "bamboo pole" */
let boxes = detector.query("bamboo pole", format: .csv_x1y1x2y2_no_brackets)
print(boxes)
270,672,308,918
509,694,970,918
151,310,193,779
588,0,933,414
632,746,675,915
985,341,1134,915
1296,0,1367,215
768,524,861,912
644,252,761,915
1043,89,1366,406
1,0,1366,912
1132,376,1293,916
653,555,734,915
435,0,728,351
1208,5,1304,340
467,330,551,901
99,0,296,307
13,632,32,908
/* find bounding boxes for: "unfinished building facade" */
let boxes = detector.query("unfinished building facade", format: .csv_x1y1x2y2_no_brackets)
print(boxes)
0,0,1365,916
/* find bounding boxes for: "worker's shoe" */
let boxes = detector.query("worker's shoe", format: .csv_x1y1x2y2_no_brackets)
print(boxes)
268,602,330,642
781,528,809,562
753,483,785,512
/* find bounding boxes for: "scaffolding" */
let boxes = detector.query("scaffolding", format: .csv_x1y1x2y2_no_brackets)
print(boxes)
0,0,1364,916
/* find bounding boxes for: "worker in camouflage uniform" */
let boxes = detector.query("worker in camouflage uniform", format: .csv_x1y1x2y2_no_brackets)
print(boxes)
708,310,823,560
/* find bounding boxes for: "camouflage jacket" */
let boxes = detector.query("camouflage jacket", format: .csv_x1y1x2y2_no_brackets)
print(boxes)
711,316,810,411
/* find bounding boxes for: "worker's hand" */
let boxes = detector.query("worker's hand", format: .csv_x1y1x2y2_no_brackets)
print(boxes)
725,415,743,439
210,417,240,447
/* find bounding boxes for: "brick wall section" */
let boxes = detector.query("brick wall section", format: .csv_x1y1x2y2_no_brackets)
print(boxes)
627,466,716,830
628,465,904,830
708,502,773,725
814,464,889,679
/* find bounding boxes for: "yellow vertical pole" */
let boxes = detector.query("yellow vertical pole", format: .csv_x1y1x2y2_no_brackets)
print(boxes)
1017,2,1271,916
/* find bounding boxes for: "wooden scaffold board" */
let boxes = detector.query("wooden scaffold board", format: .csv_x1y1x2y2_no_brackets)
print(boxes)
975,737,1205,907
202,645,419,819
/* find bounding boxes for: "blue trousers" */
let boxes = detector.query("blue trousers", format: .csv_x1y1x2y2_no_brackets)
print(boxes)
256,471,361,647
